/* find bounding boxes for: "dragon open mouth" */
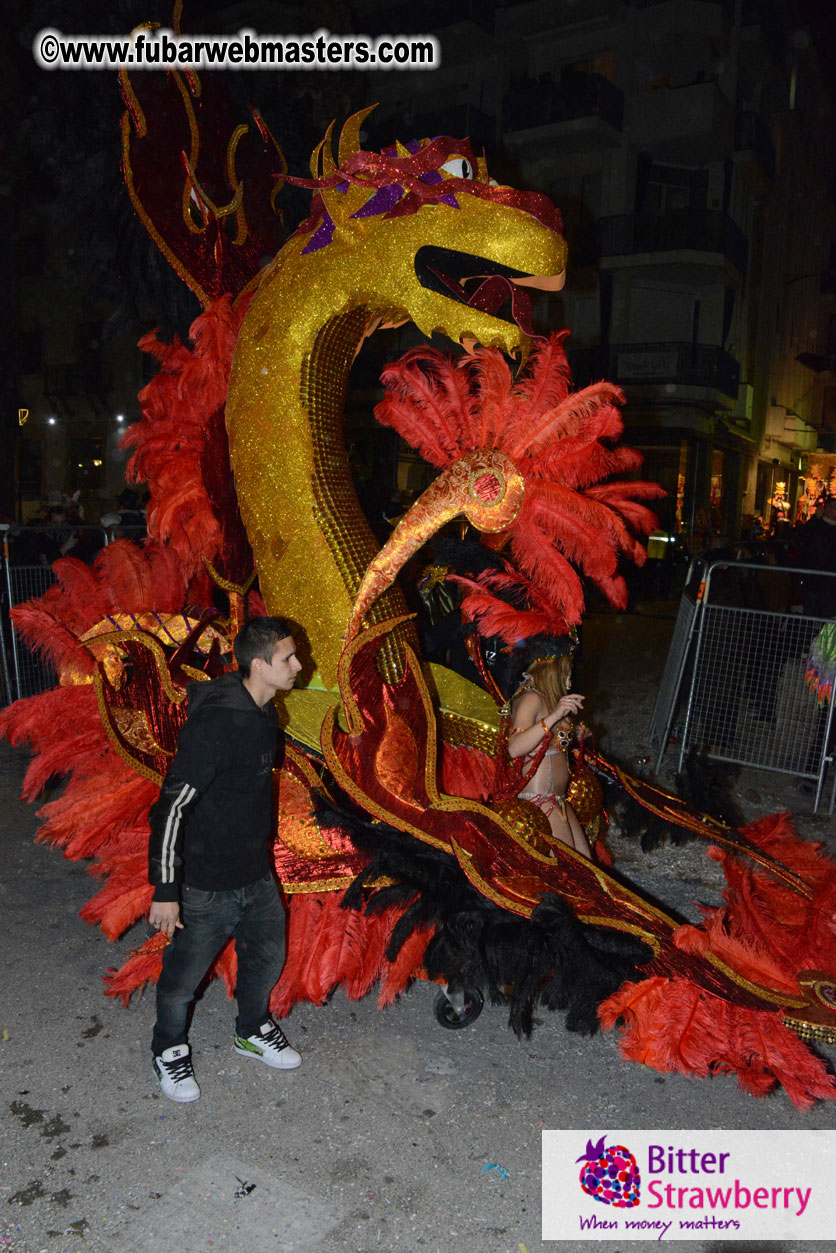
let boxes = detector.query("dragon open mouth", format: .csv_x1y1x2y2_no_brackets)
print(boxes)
414,244,562,338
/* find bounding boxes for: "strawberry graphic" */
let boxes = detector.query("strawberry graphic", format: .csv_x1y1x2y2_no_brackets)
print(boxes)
576,1136,641,1207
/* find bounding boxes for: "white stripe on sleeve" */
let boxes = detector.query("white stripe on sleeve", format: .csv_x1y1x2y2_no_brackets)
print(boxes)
161,784,196,883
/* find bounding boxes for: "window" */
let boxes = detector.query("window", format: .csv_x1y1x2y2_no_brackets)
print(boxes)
645,181,691,212
709,449,724,510
639,162,708,216
564,52,615,83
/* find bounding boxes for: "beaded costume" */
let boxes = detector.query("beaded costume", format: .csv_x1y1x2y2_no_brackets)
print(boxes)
517,729,574,819
507,670,575,815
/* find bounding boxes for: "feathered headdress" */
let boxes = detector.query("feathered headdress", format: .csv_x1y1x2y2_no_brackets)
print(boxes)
359,332,664,636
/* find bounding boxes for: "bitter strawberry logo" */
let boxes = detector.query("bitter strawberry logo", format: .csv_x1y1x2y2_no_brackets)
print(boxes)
577,1136,641,1207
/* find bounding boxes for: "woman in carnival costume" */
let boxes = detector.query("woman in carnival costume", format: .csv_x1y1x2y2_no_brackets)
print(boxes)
505,638,592,857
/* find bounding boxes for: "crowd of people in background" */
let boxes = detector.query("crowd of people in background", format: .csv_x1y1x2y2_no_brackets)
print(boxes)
4,489,148,566
3,476,836,626
689,494,836,620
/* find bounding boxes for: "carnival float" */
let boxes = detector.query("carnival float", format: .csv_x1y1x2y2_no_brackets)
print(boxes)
4,58,836,1110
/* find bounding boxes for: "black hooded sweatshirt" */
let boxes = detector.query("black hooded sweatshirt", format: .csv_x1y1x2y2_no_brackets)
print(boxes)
148,671,281,902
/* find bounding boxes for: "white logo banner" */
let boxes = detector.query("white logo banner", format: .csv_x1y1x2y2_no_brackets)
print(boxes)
542,1129,835,1242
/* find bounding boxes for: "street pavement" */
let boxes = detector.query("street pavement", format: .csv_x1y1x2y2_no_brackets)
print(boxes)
2,609,835,1253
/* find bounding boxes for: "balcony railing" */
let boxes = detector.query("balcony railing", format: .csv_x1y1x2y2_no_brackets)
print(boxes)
406,104,496,148
568,342,740,399
598,209,749,273
634,0,734,11
503,72,624,135
368,0,496,34
734,110,777,182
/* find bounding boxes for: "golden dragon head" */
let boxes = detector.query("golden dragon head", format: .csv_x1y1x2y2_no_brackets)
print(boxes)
224,108,569,686
254,105,567,355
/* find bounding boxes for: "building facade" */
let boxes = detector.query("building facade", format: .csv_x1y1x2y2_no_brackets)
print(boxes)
10,0,835,541
363,0,836,538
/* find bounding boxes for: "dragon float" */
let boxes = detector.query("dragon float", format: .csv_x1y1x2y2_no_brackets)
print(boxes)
5,62,836,1110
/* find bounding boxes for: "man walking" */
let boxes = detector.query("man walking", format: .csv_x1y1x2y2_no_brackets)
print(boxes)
148,616,303,1102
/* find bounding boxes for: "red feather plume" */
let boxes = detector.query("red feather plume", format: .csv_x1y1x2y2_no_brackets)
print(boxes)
449,566,566,645
599,976,836,1111
375,332,665,629
122,293,252,597
271,893,431,1015
597,809,836,1109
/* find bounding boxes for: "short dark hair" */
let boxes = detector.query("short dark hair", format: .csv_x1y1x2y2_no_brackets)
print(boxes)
233,616,293,678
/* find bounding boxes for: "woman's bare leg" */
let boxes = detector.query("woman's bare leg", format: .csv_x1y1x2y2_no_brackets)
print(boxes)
544,800,592,858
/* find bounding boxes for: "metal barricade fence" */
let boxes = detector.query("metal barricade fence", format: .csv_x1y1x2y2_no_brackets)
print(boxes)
649,558,705,772
0,576,12,708
664,561,836,813
1,524,108,705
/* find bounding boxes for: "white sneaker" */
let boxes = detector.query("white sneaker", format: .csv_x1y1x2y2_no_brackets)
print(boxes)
233,1019,302,1069
153,1043,200,1102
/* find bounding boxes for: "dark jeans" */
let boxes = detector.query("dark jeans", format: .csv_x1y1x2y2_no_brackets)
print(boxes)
152,874,286,1056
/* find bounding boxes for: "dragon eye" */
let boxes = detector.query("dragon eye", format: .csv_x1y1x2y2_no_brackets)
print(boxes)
441,157,475,180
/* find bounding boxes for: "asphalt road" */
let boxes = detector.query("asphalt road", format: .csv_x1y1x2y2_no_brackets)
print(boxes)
2,610,836,1253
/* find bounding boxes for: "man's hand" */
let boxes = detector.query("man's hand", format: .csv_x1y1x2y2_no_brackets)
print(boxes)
149,900,183,938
